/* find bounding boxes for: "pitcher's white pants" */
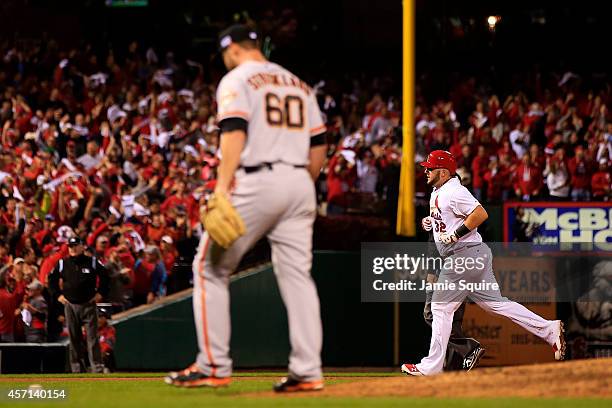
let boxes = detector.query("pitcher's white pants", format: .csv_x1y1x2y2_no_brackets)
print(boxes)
191,164,322,381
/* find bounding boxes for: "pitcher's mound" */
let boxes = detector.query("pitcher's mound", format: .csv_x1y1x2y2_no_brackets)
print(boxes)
325,358,611,398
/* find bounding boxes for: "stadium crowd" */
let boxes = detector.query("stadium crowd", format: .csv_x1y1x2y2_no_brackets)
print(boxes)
0,31,610,345
412,86,611,203
0,38,214,343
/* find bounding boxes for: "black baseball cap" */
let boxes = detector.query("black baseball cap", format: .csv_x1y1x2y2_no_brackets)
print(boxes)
68,236,83,246
218,24,258,51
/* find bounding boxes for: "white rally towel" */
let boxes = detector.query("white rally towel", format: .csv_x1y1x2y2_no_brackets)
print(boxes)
21,309,32,327
42,171,84,192
12,186,25,202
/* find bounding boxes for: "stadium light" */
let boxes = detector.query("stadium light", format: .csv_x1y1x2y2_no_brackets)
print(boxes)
487,15,501,31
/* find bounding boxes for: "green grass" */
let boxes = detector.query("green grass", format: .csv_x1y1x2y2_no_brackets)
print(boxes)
2,371,399,378
0,376,608,408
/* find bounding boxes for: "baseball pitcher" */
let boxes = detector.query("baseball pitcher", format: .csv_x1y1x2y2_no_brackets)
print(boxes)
401,150,566,376
165,24,327,392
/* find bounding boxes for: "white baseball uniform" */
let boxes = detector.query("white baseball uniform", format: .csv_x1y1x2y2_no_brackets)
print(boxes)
191,60,325,380
417,177,560,375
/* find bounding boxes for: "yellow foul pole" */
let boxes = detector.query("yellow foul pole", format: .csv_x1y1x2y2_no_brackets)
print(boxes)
394,0,416,367
396,0,416,237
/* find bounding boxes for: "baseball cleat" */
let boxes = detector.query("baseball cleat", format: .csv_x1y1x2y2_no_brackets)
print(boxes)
401,363,424,376
551,320,566,361
273,377,324,393
165,363,231,388
463,346,486,372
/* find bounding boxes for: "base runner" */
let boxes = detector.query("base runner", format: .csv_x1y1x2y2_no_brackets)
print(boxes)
164,24,328,391
421,232,485,372
401,150,565,376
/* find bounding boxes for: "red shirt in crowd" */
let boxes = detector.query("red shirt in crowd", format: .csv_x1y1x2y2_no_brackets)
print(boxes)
449,142,463,159
132,260,154,297
162,249,177,275
0,211,16,230
0,289,19,335
99,325,116,354
33,229,53,247
146,224,166,243
86,221,109,247
326,155,345,204
160,195,197,219
0,282,26,335
483,165,511,202
591,171,611,199
567,156,592,190
39,245,69,286
471,155,489,189
514,161,543,197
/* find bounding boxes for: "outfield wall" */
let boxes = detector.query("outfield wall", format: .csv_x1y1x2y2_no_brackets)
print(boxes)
113,251,428,370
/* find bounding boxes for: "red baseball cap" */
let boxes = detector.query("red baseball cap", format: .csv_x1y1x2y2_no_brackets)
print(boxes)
420,150,457,175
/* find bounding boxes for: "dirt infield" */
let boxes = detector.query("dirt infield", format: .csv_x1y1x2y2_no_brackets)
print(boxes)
316,358,612,398
2,359,610,399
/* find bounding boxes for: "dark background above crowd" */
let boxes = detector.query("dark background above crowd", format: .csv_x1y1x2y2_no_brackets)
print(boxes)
416,0,610,114
0,0,402,85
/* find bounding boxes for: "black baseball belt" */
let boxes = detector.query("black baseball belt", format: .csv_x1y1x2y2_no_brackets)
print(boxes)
240,161,306,174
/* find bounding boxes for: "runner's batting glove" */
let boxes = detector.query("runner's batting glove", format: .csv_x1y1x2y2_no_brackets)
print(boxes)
439,231,459,244
421,216,434,231
201,193,246,249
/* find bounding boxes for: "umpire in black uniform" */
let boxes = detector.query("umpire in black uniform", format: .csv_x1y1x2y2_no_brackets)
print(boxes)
49,237,110,373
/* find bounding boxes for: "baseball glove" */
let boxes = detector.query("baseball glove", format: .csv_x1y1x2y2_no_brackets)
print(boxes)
201,193,246,249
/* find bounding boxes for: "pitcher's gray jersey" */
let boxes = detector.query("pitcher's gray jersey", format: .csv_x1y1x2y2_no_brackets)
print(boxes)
189,59,326,383
216,60,325,167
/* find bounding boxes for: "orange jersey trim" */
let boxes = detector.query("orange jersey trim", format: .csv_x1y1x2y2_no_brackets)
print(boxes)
309,125,326,135
217,111,249,121
197,236,216,376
